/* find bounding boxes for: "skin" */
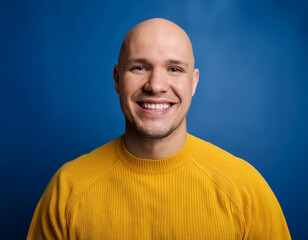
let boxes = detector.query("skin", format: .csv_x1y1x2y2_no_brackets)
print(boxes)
113,18,199,159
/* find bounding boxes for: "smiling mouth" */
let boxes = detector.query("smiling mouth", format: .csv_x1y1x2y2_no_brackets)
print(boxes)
137,102,173,111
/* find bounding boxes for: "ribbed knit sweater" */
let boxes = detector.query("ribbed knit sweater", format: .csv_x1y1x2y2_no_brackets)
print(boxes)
27,134,291,240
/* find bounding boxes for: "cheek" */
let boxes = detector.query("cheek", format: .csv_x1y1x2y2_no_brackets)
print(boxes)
120,77,145,101
173,79,194,101
119,74,144,97
119,80,134,98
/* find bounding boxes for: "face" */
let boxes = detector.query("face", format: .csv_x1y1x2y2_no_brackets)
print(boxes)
114,22,199,139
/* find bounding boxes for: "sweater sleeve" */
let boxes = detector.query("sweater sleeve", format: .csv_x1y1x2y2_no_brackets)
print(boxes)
242,169,291,240
191,135,291,239
27,168,70,240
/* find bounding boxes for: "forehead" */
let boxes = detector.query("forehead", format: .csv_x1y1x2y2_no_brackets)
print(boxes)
123,25,194,65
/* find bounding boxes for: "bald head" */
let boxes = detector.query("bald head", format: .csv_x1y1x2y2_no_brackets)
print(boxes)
118,18,195,71
113,18,199,143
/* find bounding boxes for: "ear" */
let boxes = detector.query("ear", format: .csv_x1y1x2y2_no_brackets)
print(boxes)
113,64,120,94
192,68,199,96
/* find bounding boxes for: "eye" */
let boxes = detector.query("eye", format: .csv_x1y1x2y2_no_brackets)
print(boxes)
169,67,182,72
134,66,148,71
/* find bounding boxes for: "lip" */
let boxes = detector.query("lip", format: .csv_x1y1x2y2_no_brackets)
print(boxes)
136,98,176,104
136,100,175,115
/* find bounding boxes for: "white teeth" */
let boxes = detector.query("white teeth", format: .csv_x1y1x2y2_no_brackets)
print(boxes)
141,103,171,111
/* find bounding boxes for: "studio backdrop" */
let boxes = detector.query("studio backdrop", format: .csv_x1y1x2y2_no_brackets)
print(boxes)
1,0,307,239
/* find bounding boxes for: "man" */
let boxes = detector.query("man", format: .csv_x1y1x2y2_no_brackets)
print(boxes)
27,18,291,239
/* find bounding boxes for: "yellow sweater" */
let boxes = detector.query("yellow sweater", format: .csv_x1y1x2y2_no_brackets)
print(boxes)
27,134,291,240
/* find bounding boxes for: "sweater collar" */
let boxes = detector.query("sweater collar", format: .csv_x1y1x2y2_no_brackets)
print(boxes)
115,133,195,173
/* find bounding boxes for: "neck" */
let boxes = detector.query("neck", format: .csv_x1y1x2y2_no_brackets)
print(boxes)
124,122,187,159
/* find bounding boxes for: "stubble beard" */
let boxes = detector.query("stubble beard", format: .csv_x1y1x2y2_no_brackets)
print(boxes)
121,96,190,140
126,116,185,140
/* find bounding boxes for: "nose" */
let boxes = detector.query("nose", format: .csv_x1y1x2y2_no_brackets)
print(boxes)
143,69,168,94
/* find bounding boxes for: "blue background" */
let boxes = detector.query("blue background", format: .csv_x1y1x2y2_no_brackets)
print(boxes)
1,0,307,239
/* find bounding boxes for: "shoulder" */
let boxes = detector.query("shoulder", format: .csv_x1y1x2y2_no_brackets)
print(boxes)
58,137,121,181
186,136,290,238
46,137,122,208
190,134,265,185
189,134,275,212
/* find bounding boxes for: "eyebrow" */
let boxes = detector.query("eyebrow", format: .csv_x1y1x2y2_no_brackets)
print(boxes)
127,58,190,68
167,59,190,68
127,58,148,64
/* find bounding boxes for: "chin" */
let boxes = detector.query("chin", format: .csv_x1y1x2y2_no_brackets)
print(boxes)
136,127,174,139
138,130,173,139
130,119,183,140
